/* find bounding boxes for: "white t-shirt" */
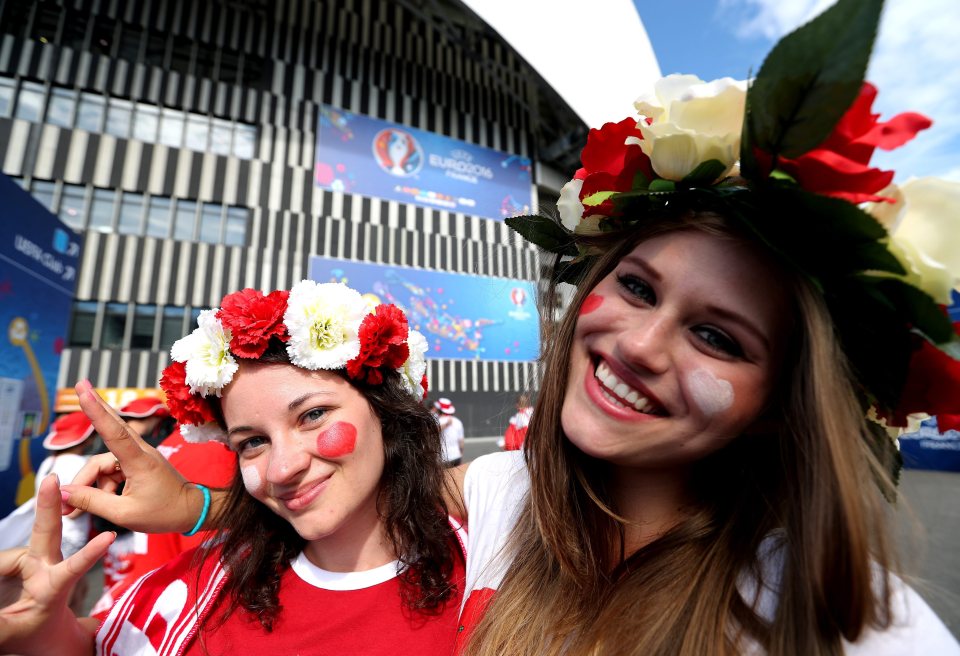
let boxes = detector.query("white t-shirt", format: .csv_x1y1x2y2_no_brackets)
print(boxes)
439,414,464,462
461,452,960,654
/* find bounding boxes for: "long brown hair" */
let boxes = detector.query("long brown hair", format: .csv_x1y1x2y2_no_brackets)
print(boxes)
200,341,457,632
465,212,898,655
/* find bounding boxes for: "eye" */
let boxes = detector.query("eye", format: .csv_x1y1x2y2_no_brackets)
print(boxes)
692,326,744,358
301,407,328,426
235,435,268,455
616,273,656,305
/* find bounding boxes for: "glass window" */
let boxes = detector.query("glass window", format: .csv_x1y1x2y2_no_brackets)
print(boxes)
101,302,128,348
158,108,183,147
133,104,159,142
224,207,248,246
219,50,240,84
47,88,77,128
76,93,105,132
0,78,16,118
199,204,222,243
92,16,116,57
88,188,115,231
209,118,232,155
61,8,88,50
159,306,185,351
30,3,61,44
105,98,133,138
69,301,98,348
58,184,86,229
145,196,171,238
233,124,256,159
14,81,44,122
173,200,197,240
30,180,56,213
184,115,209,151
130,304,157,349
117,25,143,63
117,193,144,234
145,31,167,67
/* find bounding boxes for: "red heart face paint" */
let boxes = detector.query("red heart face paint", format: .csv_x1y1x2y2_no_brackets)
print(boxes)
579,293,604,316
316,421,357,458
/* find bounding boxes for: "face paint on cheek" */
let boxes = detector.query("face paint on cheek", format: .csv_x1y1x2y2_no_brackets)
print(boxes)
686,368,734,416
316,421,358,458
240,466,262,493
579,293,604,316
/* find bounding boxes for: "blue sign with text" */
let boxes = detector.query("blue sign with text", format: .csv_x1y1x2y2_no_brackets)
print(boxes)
314,105,533,221
309,256,539,362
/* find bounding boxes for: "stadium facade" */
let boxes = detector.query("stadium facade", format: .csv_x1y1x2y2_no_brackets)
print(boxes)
0,0,589,436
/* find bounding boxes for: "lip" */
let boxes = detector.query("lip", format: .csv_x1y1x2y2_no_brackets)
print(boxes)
277,475,331,512
583,354,665,421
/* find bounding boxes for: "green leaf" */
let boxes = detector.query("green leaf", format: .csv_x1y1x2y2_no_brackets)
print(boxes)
632,169,651,191
847,242,906,276
504,215,578,256
582,191,617,208
867,277,955,343
555,258,592,286
747,0,883,159
682,159,726,186
648,179,676,192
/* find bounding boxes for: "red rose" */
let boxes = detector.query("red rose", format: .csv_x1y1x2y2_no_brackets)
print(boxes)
576,117,655,217
217,288,290,359
160,361,216,427
892,338,960,429
773,83,931,204
346,305,410,384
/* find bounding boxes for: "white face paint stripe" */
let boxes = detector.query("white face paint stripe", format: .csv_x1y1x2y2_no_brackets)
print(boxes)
687,368,734,416
241,465,262,493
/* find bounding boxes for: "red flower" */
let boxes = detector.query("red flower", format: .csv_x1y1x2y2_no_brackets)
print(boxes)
892,335,960,430
217,288,290,359
576,117,655,217
420,374,429,399
773,83,931,203
346,305,410,385
160,361,216,427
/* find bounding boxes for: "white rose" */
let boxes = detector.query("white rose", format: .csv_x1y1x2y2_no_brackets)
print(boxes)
170,310,237,397
634,74,747,181
398,329,429,400
284,281,367,370
557,179,585,231
866,178,960,305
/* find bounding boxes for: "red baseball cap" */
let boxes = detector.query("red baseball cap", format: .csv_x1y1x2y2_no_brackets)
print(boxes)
118,397,170,419
433,398,456,415
43,412,96,450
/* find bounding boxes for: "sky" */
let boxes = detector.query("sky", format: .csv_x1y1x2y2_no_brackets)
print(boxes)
635,0,960,182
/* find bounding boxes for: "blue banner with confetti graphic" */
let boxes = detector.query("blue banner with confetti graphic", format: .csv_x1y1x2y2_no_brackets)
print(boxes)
314,104,533,221
308,256,539,362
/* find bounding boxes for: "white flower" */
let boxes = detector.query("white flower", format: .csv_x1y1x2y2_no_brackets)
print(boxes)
284,281,367,370
170,310,237,397
557,179,586,231
181,422,226,444
398,329,428,400
634,74,747,181
866,178,960,305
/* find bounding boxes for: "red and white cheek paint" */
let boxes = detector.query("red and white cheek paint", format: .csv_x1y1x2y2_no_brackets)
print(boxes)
579,293,604,315
686,368,734,416
316,421,358,458
241,465,262,493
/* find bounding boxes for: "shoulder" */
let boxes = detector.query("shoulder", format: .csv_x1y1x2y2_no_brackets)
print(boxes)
463,452,528,527
464,451,526,487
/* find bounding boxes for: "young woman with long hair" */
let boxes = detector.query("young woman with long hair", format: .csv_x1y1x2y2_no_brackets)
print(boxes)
0,281,463,655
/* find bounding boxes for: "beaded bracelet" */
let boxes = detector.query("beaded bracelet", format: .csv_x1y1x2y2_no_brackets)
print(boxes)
183,483,211,537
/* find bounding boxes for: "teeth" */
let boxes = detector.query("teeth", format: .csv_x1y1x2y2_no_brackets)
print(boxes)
595,361,661,414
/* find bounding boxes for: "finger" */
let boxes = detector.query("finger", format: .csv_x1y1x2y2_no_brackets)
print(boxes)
57,485,129,528
66,452,126,488
75,379,148,470
28,475,65,563
53,531,114,589
0,547,27,577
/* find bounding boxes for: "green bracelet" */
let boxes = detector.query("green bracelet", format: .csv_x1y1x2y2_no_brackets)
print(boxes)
183,484,211,537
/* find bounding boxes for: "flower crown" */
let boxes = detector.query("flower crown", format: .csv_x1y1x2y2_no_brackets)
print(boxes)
507,0,960,449
159,280,429,442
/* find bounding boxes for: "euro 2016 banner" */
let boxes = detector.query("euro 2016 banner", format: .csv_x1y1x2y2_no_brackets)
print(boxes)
314,105,533,221
0,173,83,515
309,256,538,362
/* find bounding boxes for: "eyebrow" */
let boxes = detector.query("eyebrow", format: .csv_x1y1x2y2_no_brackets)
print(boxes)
620,254,771,352
225,391,334,438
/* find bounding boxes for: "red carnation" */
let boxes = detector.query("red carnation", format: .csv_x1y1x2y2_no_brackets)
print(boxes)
420,373,429,399
160,361,216,427
346,305,410,385
576,117,655,217
771,83,931,204
217,288,290,359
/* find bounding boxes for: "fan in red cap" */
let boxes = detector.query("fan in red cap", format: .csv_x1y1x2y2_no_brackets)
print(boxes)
113,396,175,448
117,397,170,420
42,412,96,451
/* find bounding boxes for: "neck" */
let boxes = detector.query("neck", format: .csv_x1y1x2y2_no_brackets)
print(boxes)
610,465,695,555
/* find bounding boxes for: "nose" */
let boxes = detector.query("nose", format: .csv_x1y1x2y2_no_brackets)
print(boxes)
615,312,673,375
265,433,310,485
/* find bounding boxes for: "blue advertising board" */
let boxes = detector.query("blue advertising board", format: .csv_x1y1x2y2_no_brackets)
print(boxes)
309,256,539,362
314,105,533,221
0,174,83,515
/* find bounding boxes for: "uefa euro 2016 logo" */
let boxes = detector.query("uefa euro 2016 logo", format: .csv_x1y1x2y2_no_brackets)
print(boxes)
373,128,423,177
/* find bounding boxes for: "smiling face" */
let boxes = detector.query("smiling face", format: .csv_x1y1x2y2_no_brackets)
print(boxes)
222,362,386,558
562,229,792,471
